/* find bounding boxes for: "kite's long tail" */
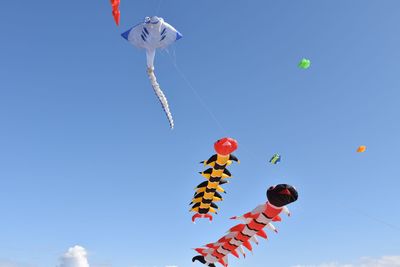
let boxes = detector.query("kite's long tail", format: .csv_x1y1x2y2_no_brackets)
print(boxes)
147,68,174,129
110,0,120,26
192,202,283,267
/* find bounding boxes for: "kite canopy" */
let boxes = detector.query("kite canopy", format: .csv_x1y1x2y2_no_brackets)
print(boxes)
214,138,238,156
357,145,367,153
269,153,281,164
267,184,298,207
298,58,311,69
121,16,183,57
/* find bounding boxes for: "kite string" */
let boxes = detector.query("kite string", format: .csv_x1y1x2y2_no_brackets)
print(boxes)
347,205,400,232
318,191,400,233
155,0,164,15
165,48,262,163
165,49,227,135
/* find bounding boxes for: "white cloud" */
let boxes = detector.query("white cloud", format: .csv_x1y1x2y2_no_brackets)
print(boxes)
59,245,90,267
292,256,400,267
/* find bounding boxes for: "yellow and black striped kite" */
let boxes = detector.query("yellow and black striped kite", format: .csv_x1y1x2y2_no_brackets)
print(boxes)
190,138,239,222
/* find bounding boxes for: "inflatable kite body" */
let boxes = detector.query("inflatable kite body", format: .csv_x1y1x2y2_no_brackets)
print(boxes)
190,138,239,222
357,145,366,153
269,153,281,164
122,16,183,129
110,0,120,26
192,184,298,267
298,58,311,69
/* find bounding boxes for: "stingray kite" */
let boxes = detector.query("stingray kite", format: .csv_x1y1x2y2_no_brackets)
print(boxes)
122,16,183,129
192,184,298,267
110,0,120,26
190,138,239,222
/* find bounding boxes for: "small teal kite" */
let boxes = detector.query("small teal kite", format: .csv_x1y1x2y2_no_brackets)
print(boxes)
269,153,281,164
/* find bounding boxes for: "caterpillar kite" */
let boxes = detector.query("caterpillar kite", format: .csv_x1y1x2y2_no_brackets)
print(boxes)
190,138,239,222
192,184,298,267
122,16,183,129
110,0,120,26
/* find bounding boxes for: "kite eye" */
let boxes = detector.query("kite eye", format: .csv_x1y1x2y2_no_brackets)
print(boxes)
269,186,275,190
150,16,160,24
144,17,151,23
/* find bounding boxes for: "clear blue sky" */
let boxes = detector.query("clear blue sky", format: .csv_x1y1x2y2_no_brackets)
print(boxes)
0,0,399,266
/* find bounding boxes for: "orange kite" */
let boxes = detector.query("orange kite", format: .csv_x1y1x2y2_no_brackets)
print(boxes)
357,145,366,153
110,0,120,26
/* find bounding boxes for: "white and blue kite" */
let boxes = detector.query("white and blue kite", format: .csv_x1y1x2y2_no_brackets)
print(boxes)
122,16,183,129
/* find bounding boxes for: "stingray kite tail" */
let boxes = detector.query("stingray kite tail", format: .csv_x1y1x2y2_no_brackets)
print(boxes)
147,68,174,129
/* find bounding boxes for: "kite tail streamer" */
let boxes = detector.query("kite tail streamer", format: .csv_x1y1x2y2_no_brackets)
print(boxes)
110,0,120,26
147,68,174,129
192,184,298,267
